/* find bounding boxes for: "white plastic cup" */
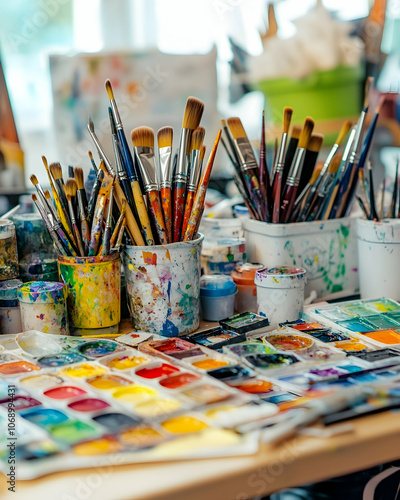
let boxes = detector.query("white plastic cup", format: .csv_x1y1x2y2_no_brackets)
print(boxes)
255,266,306,326
356,218,400,300
200,218,243,239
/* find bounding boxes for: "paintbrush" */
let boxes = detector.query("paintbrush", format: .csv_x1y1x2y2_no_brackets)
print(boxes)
88,151,98,173
358,168,370,216
65,175,78,226
366,160,379,220
259,110,271,221
227,117,263,220
41,156,58,203
271,108,293,222
132,126,168,245
49,162,73,231
356,195,370,218
30,174,57,223
114,220,126,252
98,181,114,256
88,178,110,256
108,108,138,225
279,125,301,187
221,119,241,169
291,163,323,222
32,194,68,256
183,130,221,242
280,117,314,223
87,168,104,228
73,167,90,252
64,179,85,257
181,126,205,239
308,156,342,221
298,133,324,196
68,166,74,178
157,126,173,243
43,190,78,257
197,145,206,191
380,177,386,219
87,117,115,176
110,200,126,248
173,97,204,242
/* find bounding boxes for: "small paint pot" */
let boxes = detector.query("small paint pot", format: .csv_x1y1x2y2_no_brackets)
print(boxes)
231,262,264,314
18,281,69,335
12,213,57,261
0,219,19,281
58,253,121,335
255,266,306,326
199,275,237,322
233,204,250,220
19,253,58,283
123,234,203,336
0,279,22,334
356,219,400,300
201,237,246,275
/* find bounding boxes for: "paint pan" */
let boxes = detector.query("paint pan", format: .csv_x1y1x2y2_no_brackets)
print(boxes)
139,338,203,361
49,420,100,444
20,374,64,390
77,340,123,358
60,362,107,378
364,298,400,313
44,385,87,400
337,318,375,333
92,412,142,432
18,282,69,335
22,408,69,428
123,234,203,336
263,334,314,353
112,385,159,404
0,279,22,334
119,425,166,447
37,352,85,367
351,348,400,365
244,353,300,370
73,436,122,456
362,314,400,330
67,398,111,413
16,330,62,357
86,374,133,390
161,414,209,433
181,384,232,404
58,253,121,335
181,327,245,350
219,312,270,334
0,360,40,376
133,398,182,418
0,394,42,411
103,352,149,370
363,330,400,345
159,372,201,389
207,365,255,382
314,307,352,322
135,362,180,379
305,329,350,343
333,339,371,353
0,219,19,280
339,303,376,317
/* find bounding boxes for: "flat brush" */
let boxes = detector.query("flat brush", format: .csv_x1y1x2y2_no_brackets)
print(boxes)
157,126,173,243
132,126,168,244
87,117,114,176
280,125,301,187
88,178,110,256
356,195,370,218
30,175,57,223
49,162,73,237
181,126,205,239
68,166,74,179
227,117,263,220
98,182,114,256
272,107,293,223
183,130,222,242
281,117,314,223
65,179,85,257
32,194,68,256
309,155,342,221
110,200,126,249
298,133,324,196
74,167,90,252
366,161,379,220
173,96,204,242
259,110,271,221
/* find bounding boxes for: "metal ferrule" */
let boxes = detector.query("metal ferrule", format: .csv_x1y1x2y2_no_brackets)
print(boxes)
105,186,114,228
350,110,366,160
110,99,122,128
286,148,306,187
175,128,191,181
111,136,127,180
87,124,115,176
135,147,158,193
188,149,201,191
273,133,288,174
235,138,258,172
321,143,339,178
158,146,172,189
318,173,335,198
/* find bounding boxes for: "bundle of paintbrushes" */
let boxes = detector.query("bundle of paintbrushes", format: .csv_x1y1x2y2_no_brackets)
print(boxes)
30,160,126,257
221,77,384,224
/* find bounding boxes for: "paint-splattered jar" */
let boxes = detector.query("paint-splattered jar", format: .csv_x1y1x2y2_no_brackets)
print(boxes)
201,237,246,275
0,219,19,281
58,253,121,335
231,262,264,314
255,266,306,327
0,279,23,334
17,281,69,335
200,274,237,322
123,234,203,336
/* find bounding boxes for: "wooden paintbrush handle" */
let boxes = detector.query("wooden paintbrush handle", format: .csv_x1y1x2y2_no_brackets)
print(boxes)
131,180,154,245
113,179,145,246
161,186,172,243
173,181,186,243
147,190,168,245
180,189,194,241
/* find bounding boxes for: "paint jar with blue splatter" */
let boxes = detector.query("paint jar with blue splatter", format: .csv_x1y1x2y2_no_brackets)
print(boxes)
201,237,246,275
255,267,306,327
18,281,69,335
200,274,237,321
0,279,23,334
58,254,121,336
0,219,19,281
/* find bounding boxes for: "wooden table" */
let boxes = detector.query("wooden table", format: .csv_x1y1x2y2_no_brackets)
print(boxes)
1,321,400,500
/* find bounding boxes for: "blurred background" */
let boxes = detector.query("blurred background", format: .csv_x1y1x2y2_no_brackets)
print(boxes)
0,0,399,213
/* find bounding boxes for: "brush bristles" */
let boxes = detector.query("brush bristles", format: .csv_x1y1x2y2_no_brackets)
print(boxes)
364,76,374,109
30,174,38,186
131,127,154,148
191,127,205,151
88,151,94,160
74,167,85,190
32,194,38,202
221,119,227,128
157,127,173,148
283,107,293,134
41,156,48,169
307,134,324,153
200,145,206,159
291,126,302,140
49,162,63,181
66,194,72,202
88,117,95,132
358,168,365,181
227,117,247,140
298,117,314,149
328,155,341,174
336,120,352,146
182,97,204,130
44,190,51,200
64,178,78,197
105,79,114,100
310,164,323,184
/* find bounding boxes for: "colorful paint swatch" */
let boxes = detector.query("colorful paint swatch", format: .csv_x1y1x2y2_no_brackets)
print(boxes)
207,365,254,381
106,355,148,370
0,361,40,375
60,363,107,378
315,307,352,321
364,298,400,313
49,420,98,444
161,415,208,433
147,338,196,355
112,386,158,403
67,398,110,413
120,426,164,447
340,304,376,317
86,375,133,390
244,353,299,369
333,340,370,352
78,340,122,358
265,334,313,351
38,352,85,367
362,315,400,330
363,330,400,345
159,373,200,389
22,408,69,427
135,363,179,379
182,384,231,404
337,318,375,333
290,322,324,331
233,379,273,394
73,436,122,456
44,386,87,400
20,374,64,390
0,395,42,411
191,359,229,370
307,330,349,343
134,398,181,417
92,412,141,432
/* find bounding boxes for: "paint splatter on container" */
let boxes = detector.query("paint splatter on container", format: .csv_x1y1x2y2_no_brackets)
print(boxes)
19,253,59,283
201,238,246,275
244,217,358,300
123,234,203,336
255,266,306,327
18,281,69,335
58,253,121,335
0,219,19,281
12,213,57,260
0,279,23,334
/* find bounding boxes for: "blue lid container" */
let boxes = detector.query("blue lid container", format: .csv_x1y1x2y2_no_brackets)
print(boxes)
200,275,237,297
0,279,23,307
